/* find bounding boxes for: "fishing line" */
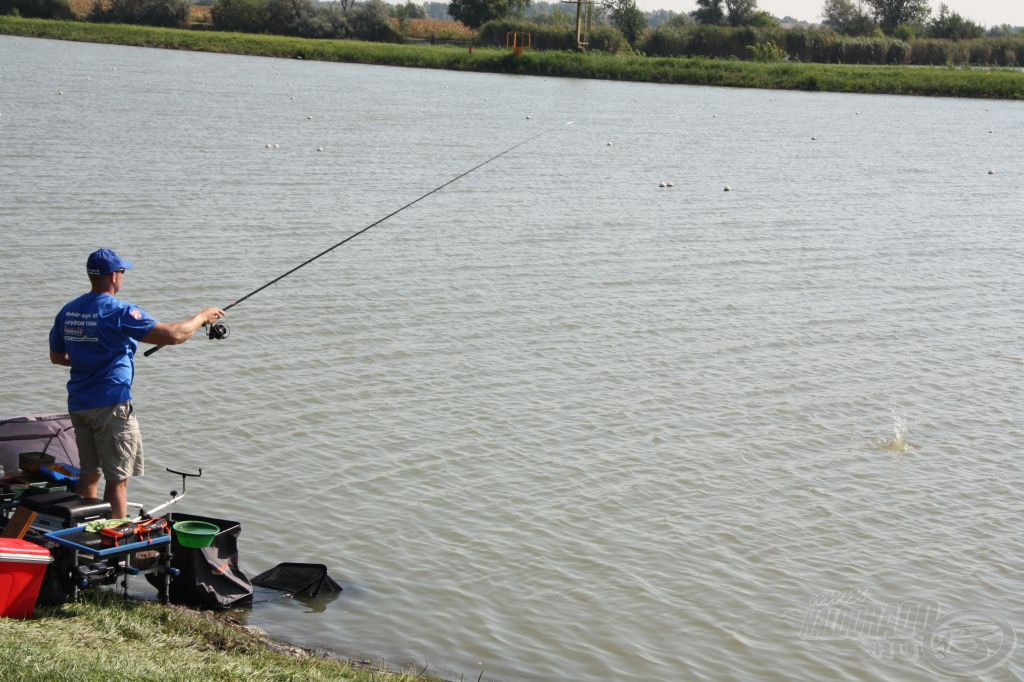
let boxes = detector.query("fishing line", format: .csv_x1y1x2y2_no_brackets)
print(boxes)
145,120,574,357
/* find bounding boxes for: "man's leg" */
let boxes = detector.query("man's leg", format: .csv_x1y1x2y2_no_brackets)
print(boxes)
70,410,103,500
77,471,101,500
92,402,144,519
103,479,129,519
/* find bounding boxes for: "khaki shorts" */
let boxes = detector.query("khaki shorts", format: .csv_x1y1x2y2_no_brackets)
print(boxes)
70,401,144,482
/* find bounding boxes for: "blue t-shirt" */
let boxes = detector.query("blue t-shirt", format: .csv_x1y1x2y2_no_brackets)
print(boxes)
49,293,158,412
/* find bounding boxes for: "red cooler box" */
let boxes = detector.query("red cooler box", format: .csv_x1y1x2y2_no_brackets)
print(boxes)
0,539,52,618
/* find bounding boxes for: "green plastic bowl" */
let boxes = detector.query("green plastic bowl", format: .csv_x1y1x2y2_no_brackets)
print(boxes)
172,520,219,549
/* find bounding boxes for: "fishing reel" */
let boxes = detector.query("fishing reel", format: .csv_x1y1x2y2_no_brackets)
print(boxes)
205,321,230,340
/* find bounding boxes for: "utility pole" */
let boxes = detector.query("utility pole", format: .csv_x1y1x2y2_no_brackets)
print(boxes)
561,0,594,50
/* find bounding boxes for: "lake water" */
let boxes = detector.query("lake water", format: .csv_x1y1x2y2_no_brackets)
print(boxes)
2,35,1023,681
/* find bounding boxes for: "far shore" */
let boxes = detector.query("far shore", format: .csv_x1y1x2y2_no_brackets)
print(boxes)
3,16,1024,99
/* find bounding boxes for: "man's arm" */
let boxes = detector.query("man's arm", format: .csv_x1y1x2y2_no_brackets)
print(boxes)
141,308,225,346
49,351,71,366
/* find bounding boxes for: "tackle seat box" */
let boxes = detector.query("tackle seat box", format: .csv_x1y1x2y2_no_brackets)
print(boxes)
19,492,110,530
0,538,52,618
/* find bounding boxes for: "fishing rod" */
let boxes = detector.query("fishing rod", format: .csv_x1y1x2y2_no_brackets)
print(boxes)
145,120,575,358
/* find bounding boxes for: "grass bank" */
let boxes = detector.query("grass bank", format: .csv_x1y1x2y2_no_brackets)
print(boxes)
0,590,436,681
2,16,1024,99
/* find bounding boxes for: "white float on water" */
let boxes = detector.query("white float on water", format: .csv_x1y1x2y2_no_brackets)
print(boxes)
274,144,280,149
317,147,323,152
666,181,674,187
988,169,995,175
724,185,731,191
659,182,666,188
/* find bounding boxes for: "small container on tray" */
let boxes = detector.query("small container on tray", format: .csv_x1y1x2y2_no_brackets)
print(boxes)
40,464,79,487
18,452,55,474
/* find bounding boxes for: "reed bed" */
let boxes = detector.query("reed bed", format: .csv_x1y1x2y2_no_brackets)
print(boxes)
2,16,1023,99
65,0,210,22
643,24,1024,68
401,17,473,41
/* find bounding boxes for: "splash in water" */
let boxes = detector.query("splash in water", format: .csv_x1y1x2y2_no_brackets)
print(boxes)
870,410,914,453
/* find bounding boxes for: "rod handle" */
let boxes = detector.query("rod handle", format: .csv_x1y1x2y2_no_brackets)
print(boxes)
144,344,165,357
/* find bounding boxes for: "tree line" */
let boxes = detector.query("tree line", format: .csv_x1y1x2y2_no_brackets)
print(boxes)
449,0,1018,43
2,0,1020,59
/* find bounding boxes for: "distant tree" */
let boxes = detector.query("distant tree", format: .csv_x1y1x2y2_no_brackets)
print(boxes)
0,0,74,18
747,9,777,26
987,23,1015,37
821,0,876,35
212,0,269,32
648,8,687,28
522,4,573,26
692,0,724,25
604,0,645,43
422,1,449,18
311,3,350,35
260,0,350,37
891,20,916,39
663,11,693,27
747,38,785,60
863,0,930,34
350,0,401,39
522,0,554,18
90,0,190,27
724,0,756,26
927,3,982,39
546,8,571,25
448,0,527,28
265,0,312,33
391,0,425,19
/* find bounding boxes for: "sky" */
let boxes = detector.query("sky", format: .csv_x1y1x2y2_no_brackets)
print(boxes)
632,0,1024,27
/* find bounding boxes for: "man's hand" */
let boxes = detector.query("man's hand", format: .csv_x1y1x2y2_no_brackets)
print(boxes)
200,308,226,326
49,351,71,367
142,307,228,346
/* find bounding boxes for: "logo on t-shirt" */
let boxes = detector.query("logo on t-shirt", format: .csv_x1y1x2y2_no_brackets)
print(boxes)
130,308,143,320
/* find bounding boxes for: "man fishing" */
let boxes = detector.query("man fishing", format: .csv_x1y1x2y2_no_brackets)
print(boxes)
49,248,225,519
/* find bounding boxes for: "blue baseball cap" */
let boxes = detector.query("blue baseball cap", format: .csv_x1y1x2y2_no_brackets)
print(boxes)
86,248,134,276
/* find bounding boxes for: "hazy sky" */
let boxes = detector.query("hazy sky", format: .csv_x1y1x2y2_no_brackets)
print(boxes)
632,0,1024,26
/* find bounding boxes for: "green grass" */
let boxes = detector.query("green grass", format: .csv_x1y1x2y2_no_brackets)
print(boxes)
0,590,435,681
2,16,1024,98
